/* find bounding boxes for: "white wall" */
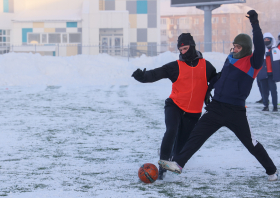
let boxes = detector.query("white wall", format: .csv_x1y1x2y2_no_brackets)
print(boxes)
82,0,99,55
14,0,27,12
0,0,3,12
0,13,14,29
24,0,84,11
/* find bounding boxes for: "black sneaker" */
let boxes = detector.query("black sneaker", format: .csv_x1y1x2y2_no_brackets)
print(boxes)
262,107,269,111
158,166,167,180
256,98,263,103
273,107,278,112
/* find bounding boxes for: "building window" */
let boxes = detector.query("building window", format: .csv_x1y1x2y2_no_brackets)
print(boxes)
27,33,82,44
0,29,10,54
212,17,219,24
28,33,40,44
161,18,166,25
62,34,68,43
179,18,184,25
212,30,218,35
222,30,226,35
177,19,179,25
194,18,199,25
69,33,81,43
222,17,226,23
185,17,191,24
49,34,61,44
42,34,47,43
237,18,241,23
170,19,174,25
161,30,166,36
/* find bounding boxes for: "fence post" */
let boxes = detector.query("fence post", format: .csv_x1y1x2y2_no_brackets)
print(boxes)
128,44,130,62
223,40,225,54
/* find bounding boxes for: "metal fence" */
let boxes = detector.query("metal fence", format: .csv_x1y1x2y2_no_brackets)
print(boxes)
2,41,233,59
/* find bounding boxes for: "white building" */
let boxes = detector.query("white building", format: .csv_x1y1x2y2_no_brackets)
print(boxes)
0,0,160,56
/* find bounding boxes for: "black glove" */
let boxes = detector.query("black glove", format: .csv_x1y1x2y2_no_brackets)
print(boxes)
204,90,212,106
246,10,258,25
204,72,221,106
132,68,146,81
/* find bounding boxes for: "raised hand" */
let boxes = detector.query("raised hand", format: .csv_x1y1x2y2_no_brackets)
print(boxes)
246,10,258,25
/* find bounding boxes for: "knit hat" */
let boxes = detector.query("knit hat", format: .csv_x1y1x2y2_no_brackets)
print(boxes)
177,33,196,49
232,33,252,59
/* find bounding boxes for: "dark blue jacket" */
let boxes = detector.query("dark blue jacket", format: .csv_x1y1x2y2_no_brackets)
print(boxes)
212,23,265,107
257,48,280,82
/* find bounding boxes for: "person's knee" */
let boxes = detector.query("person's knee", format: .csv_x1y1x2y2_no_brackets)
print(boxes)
248,142,264,155
164,128,178,139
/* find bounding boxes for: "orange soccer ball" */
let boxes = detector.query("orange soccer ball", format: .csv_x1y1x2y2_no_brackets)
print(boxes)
138,163,159,183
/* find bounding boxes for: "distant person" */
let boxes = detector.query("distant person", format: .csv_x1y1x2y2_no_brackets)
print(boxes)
132,33,217,180
158,10,278,181
277,32,280,50
257,33,280,112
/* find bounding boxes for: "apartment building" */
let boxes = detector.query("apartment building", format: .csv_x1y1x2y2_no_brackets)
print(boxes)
160,1,253,53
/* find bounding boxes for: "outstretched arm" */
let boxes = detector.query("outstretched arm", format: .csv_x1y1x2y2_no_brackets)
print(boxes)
247,10,265,69
131,61,176,83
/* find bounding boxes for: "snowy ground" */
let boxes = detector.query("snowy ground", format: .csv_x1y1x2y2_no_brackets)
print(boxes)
0,52,279,197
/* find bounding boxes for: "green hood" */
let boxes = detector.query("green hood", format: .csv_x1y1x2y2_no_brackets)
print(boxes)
232,33,253,59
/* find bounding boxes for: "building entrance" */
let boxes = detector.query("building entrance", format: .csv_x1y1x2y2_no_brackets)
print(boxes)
99,28,123,56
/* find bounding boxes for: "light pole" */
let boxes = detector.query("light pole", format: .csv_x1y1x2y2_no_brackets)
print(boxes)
196,5,220,52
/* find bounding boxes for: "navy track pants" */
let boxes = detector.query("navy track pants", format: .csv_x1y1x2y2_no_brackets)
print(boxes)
173,100,277,175
160,98,200,161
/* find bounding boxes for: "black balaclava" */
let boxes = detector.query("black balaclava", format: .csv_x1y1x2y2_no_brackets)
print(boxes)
232,33,253,59
264,37,273,49
177,33,197,61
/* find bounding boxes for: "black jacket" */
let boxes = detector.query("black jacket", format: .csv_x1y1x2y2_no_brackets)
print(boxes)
135,51,217,84
212,23,265,107
134,51,217,118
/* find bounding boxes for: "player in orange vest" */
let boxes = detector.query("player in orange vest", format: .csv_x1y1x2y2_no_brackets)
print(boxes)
132,33,217,180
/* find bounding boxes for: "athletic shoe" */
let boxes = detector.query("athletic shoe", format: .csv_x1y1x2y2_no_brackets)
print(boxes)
158,166,167,180
268,171,278,181
256,98,263,103
273,107,278,112
262,107,269,111
158,160,182,174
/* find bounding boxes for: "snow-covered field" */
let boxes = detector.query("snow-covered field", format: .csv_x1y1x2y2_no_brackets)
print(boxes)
0,52,279,197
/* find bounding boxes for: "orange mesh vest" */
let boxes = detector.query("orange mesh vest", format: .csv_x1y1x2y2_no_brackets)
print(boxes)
169,59,208,113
